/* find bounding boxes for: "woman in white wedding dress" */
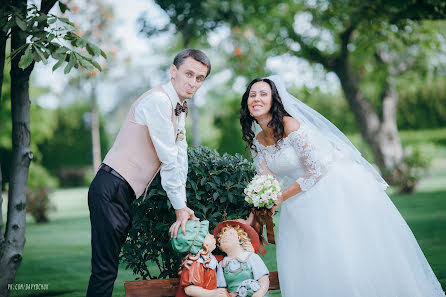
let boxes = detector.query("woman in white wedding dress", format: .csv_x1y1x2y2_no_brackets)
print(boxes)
240,76,444,297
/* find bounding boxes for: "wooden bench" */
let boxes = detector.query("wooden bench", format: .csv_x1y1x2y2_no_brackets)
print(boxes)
125,271,280,297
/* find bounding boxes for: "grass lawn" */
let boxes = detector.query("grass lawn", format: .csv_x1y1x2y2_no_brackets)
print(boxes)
2,154,446,297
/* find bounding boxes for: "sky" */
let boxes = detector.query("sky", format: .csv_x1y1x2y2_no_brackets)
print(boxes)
33,0,341,112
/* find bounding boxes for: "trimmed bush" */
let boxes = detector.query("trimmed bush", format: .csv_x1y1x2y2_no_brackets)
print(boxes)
120,146,255,280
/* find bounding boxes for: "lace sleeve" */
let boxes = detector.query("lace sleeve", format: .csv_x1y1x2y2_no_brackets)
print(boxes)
288,128,324,191
252,149,274,176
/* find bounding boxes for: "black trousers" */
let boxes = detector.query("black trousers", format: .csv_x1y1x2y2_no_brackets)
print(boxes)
86,169,135,297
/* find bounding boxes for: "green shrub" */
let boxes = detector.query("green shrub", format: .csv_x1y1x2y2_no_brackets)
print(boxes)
26,163,58,223
120,146,255,279
393,146,433,194
397,77,446,130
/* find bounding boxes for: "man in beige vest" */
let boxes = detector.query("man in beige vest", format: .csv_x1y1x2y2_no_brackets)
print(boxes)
86,49,211,297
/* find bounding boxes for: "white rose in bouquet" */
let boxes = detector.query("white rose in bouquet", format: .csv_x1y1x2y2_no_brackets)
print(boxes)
243,174,282,209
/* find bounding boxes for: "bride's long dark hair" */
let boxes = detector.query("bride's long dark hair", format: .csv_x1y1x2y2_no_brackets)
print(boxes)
240,78,290,153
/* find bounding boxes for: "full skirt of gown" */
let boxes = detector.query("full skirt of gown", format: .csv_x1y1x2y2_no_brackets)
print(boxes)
276,160,444,297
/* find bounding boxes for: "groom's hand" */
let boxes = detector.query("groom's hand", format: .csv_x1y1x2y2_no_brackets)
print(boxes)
169,207,199,238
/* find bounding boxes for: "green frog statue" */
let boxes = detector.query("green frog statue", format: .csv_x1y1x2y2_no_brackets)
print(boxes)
214,220,270,297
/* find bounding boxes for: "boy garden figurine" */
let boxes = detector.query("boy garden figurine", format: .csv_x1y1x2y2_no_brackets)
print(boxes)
171,220,230,297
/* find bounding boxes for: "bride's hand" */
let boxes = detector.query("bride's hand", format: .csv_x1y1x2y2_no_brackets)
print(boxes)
270,203,279,215
271,194,283,215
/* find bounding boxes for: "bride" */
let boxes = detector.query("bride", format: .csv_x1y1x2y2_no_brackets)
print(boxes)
240,75,444,297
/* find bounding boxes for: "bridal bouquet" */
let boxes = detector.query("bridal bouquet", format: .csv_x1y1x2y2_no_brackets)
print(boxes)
244,175,281,209
244,175,281,248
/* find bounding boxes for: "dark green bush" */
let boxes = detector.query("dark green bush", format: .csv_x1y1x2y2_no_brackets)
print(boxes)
120,146,255,280
26,163,58,223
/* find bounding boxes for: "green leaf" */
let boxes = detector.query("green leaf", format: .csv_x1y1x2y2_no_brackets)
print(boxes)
15,16,27,31
59,17,74,27
86,42,101,56
86,43,95,56
86,57,102,71
59,1,68,13
228,192,234,203
63,31,76,41
36,14,48,22
189,179,197,191
18,45,33,69
51,52,64,60
100,49,107,59
32,50,41,62
33,31,47,39
33,44,48,65
47,17,57,25
64,53,75,74
76,53,93,69
2,18,15,32
52,54,66,71
55,46,69,54
75,38,87,48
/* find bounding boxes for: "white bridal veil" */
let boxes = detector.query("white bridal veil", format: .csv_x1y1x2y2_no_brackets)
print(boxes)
266,75,389,190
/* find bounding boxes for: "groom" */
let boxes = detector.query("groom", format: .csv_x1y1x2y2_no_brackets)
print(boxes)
86,49,211,297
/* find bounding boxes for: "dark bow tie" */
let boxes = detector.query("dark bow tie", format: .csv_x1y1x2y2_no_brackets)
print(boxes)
175,101,188,117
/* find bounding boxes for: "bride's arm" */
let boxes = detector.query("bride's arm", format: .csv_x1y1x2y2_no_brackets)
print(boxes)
277,183,302,204
276,118,323,206
241,150,275,225
252,150,274,176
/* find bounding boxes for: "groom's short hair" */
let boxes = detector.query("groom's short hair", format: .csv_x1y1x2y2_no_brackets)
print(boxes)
173,49,211,78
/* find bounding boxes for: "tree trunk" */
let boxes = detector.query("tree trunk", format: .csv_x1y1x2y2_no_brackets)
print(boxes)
90,84,101,171
0,3,34,294
0,163,4,254
377,76,404,179
0,26,5,255
190,99,200,146
0,30,6,99
333,54,403,182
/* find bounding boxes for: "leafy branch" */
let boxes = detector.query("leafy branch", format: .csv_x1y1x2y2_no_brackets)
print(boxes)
3,2,106,74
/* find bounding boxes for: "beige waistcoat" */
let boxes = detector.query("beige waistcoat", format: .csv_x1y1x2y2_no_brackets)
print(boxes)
102,86,178,198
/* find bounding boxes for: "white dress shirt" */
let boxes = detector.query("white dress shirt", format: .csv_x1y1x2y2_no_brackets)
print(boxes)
134,81,188,209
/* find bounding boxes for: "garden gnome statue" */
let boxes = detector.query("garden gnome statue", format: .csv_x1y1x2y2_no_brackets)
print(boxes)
171,220,230,297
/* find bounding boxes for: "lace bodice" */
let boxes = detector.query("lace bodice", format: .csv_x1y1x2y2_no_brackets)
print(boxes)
252,124,325,192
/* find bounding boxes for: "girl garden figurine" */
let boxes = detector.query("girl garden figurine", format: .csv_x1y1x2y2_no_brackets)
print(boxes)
171,220,230,297
214,220,269,297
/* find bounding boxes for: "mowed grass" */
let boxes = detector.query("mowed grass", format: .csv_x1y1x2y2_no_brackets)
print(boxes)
2,156,446,297
3,189,135,297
